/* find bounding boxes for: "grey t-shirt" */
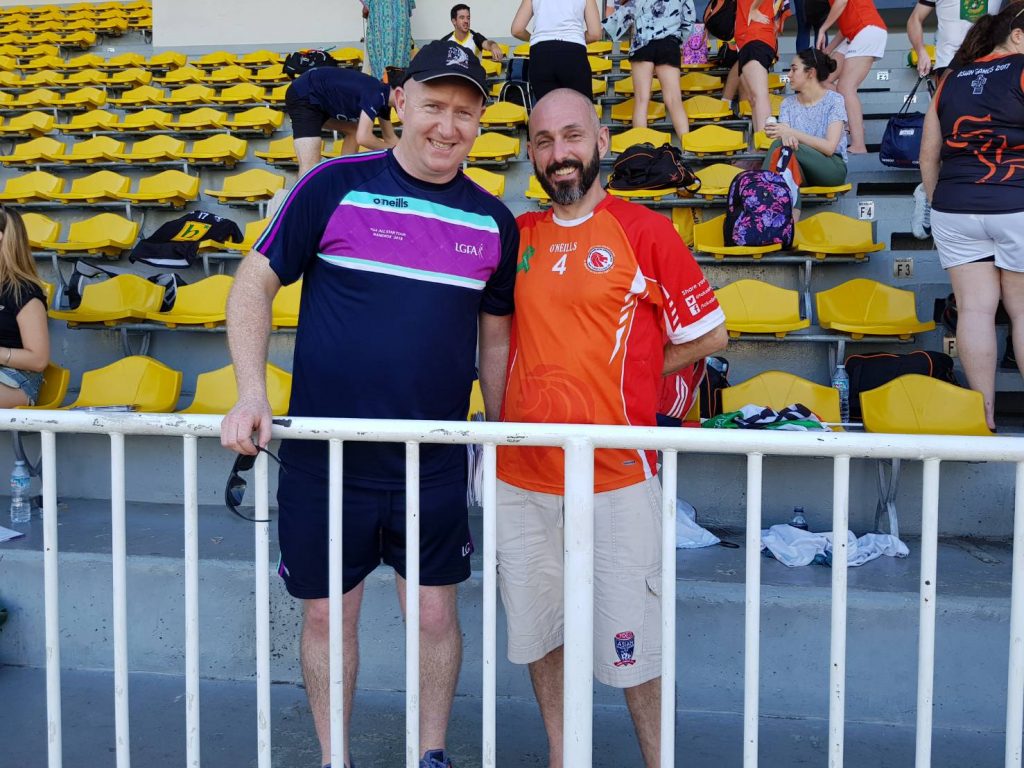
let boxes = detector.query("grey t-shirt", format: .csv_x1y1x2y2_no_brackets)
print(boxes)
779,90,849,161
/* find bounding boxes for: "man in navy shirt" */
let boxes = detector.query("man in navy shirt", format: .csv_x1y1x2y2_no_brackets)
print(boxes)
285,66,400,175
222,41,518,768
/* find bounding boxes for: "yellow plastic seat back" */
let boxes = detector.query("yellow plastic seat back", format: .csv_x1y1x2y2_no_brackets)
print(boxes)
693,163,742,197
468,132,520,162
816,279,936,339
160,84,215,104
614,75,660,96
480,100,527,128
722,370,840,425
254,136,296,163
57,108,118,132
194,50,237,68
794,212,884,259
172,106,228,130
123,170,200,205
226,106,283,132
65,355,182,412
468,379,485,419
178,362,291,415
739,94,783,117
693,214,782,258
60,135,124,163
270,279,302,328
684,95,731,120
183,134,248,163
204,168,284,201
48,170,129,202
158,66,207,84
716,279,810,337
682,124,746,155
464,166,505,197
49,274,164,324
610,98,665,124
0,171,63,201
680,72,723,92
115,108,172,131
524,175,551,203
610,126,671,155
210,83,266,104
24,213,59,248
109,84,163,106
861,374,992,436
203,65,250,84
0,110,54,135
146,274,233,327
0,136,65,164
18,362,69,409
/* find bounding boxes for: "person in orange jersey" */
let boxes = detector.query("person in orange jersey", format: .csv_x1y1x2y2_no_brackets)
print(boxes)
496,88,728,767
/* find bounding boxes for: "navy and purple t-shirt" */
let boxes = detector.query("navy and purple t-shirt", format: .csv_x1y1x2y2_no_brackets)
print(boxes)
255,150,518,489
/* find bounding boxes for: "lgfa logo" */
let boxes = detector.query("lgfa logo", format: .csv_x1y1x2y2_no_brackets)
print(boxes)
584,245,614,273
455,242,484,256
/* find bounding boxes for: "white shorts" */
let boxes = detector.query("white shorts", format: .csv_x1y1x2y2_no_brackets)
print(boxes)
495,476,663,688
932,209,1024,272
835,25,887,60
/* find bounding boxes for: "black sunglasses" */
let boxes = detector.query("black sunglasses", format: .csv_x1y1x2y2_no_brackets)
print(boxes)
224,445,283,522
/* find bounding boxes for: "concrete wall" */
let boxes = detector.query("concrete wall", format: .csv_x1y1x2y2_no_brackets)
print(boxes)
151,0,520,49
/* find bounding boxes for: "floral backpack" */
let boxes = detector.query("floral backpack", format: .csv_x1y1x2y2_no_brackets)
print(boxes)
724,170,794,248
683,24,709,65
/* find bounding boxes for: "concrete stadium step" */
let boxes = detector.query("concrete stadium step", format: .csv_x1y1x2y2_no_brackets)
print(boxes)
0,666,1009,768
1,495,1021,733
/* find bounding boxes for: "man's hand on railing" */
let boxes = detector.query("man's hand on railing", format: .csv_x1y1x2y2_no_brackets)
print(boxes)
221,394,273,455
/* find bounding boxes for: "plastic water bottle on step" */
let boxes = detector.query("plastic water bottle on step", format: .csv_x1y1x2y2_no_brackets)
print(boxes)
831,363,850,425
789,506,809,530
9,459,30,524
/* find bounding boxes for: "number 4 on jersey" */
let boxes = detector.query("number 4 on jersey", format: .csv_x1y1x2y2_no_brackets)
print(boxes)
552,254,568,275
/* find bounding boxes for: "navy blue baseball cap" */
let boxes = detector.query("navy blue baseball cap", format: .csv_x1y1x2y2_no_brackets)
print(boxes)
402,40,488,101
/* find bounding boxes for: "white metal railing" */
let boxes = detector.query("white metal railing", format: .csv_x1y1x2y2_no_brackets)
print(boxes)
7,410,1024,768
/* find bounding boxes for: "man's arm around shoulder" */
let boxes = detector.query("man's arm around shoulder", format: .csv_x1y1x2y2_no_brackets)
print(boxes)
221,251,282,454
478,312,512,420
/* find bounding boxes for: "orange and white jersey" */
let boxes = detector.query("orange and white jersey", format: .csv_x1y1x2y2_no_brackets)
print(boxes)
498,195,724,494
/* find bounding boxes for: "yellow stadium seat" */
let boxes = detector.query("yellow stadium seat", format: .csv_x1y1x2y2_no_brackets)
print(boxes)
263,84,289,104
63,356,182,413
480,57,501,77
181,134,248,167
108,84,163,107
464,166,505,197
52,135,124,164
238,50,282,67
204,168,285,203
106,67,153,88
793,212,884,260
816,279,937,339
13,88,60,108
169,106,228,131
614,75,660,97
114,135,186,163
0,170,63,202
64,69,111,87
467,132,520,163
682,124,746,155
193,51,237,69
467,379,485,419
591,78,607,97
63,52,103,70
254,136,296,165
513,43,530,56
17,54,62,72
715,279,810,338
0,71,21,87
721,370,840,426
178,362,291,416
480,100,527,129
752,130,774,151
59,31,99,49
608,186,679,201
39,212,138,257
205,216,267,253
159,84,215,106
799,183,853,201
0,110,53,136
739,94,784,117
144,51,187,70
110,108,172,132
21,69,65,87
99,52,146,70
209,83,266,105
610,98,666,124
0,136,64,165
861,374,991,436
120,170,199,207
683,95,732,121
19,362,70,410
0,55,16,71
271,279,302,328
23,213,59,248
154,65,205,85
693,214,782,258
908,45,936,67
250,64,288,84
44,170,130,203
610,126,671,155
680,72,723,93
224,106,283,135
145,273,232,327
588,55,612,75
768,73,786,92
524,175,551,204
49,275,163,325
56,87,107,110
482,42,509,59
332,47,364,66
202,65,251,85
692,163,742,198
586,40,613,56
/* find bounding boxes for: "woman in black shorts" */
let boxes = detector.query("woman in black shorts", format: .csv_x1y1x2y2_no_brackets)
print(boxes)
511,0,603,102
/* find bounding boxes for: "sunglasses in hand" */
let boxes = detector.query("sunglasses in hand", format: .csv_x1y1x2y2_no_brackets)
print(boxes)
224,445,283,522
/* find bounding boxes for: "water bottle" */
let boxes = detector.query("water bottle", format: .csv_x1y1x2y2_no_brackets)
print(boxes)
9,459,30,524
789,506,809,530
832,363,850,425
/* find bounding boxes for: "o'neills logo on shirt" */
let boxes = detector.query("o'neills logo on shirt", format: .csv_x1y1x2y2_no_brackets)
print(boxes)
549,242,577,253
373,196,409,208
585,246,614,273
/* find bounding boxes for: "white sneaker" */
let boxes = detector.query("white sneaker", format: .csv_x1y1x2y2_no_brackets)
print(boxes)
912,183,932,239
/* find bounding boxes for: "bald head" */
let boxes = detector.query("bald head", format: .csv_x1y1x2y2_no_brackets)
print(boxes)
529,88,600,141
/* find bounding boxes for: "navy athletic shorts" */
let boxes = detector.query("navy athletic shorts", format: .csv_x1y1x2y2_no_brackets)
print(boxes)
276,465,474,598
